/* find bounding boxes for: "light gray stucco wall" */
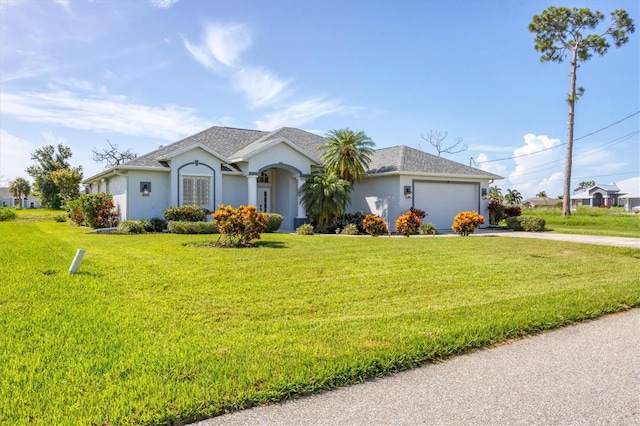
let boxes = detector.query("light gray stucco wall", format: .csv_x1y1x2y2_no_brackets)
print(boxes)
126,170,170,220
350,175,401,231
221,174,247,207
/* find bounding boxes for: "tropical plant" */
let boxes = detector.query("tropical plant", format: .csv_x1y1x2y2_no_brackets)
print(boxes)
117,220,148,234
362,214,388,236
50,168,83,205
506,216,546,232
320,128,375,185
295,223,314,235
213,205,268,247
167,221,218,234
452,211,485,236
0,207,17,221
488,185,503,202
573,181,595,193
395,209,423,237
504,206,522,218
67,193,118,228
419,223,438,235
529,6,635,217
340,223,360,235
488,199,505,225
536,191,547,198
7,177,31,208
505,189,523,206
264,213,283,233
299,170,351,227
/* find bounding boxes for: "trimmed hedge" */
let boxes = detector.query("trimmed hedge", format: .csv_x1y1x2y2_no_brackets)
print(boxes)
0,208,17,222
164,205,208,222
168,221,219,234
506,216,546,232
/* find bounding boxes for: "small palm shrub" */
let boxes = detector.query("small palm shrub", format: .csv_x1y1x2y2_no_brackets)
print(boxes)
296,223,314,235
363,214,388,236
340,223,360,235
118,220,147,234
0,208,17,221
488,199,505,225
168,221,219,234
452,211,485,236
506,216,546,232
164,205,208,222
265,213,283,233
213,205,268,247
419,222,438,235
395,209,423,237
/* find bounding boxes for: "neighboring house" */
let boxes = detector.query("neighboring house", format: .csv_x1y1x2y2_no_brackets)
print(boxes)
0,187,40,209
522,196,560,209
82,126,502,230
571,177,640,211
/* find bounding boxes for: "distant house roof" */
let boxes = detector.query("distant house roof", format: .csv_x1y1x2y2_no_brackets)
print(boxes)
367,145,501,179
522,196,560,206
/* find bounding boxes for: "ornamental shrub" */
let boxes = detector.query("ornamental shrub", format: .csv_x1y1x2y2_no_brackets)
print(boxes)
147,217,168,233
341,223,360,235
67,193,118,228
363,214,388,236
296,223,314,235
53,214,67,223
118,220,147,234
506,216,546,232
419,222,438,235
265,213,283,233
0,208,17,222
452,211,485,236
488,199,505,225
395,209,423,237
213,204,268,247
504,206,522,218
168,221,219,234
164,205,208,222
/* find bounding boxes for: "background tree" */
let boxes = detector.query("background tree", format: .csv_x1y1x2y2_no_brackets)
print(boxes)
505,188,523,206
420,130,467,157
7,177,31,208
574,180,595,193
488,185,503,202
299,170,351,227
51,168,83,205
320,128,375,185
529,6,634,217
26,144,79,209
92,140,137,168
536,191,547,198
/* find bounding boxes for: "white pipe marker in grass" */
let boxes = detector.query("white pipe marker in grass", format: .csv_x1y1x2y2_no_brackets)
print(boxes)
69,249,85,274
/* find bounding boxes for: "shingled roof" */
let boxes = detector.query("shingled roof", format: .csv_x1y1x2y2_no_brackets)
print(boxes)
367,145,501,178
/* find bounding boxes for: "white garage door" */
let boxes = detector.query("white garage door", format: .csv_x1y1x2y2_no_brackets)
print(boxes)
413,181,479,229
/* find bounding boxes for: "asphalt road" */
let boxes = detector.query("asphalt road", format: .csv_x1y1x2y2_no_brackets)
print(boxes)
197,309,640,425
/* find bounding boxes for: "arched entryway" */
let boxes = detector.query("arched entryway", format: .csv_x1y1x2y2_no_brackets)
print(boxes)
592,192,603,207
257,165,305,229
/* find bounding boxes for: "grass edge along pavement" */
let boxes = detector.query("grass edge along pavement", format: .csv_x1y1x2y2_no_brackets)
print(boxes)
0,216,638,425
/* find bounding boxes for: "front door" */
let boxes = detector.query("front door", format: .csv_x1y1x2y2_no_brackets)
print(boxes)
258,188,271,213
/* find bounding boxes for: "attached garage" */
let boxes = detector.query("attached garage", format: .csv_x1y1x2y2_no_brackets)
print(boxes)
413,180,480,229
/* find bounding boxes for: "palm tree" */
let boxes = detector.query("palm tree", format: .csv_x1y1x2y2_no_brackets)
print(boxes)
505,188,523,206
320,128,375,185
488,185,503,202
299,170,351,226
8,177,31,209
536,190,549,205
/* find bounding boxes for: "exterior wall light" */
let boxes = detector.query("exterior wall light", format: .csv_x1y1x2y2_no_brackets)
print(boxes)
141,182,151,196
404,185,412,199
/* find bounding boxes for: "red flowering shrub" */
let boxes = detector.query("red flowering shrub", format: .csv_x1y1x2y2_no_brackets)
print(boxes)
395,208,424,237
213,204,268,247
504,206,522,217
488,199,505,225
452,211,485,236
67,193,118,228
363,214,388,236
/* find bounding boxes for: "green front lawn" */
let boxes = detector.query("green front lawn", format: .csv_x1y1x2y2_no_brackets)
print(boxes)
522,206,640,237
1,217,639,424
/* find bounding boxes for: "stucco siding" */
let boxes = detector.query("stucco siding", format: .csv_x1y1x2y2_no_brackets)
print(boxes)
125,170,170,220
350,175,400,230
221,174,247,207
107,174,129,221
169,148,223,211
247,143,311,175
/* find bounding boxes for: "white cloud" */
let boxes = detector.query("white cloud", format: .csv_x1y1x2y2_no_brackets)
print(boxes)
507,134,565,197
476,153,508,178
0,90,213,141
49,77,94,91
150,0,180,8
183,23,251,72
234,67,290,109
0,129,37,183
255,98,358,130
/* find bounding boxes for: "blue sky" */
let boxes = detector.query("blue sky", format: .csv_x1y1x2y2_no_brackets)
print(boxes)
1,0,638,198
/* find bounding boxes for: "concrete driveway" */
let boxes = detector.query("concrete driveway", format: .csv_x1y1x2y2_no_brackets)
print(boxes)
197,309,640,425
